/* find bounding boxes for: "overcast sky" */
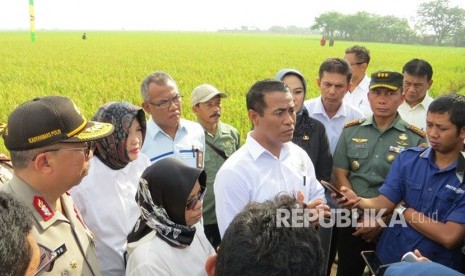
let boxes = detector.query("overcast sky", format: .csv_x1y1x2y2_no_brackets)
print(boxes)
1,0,465,31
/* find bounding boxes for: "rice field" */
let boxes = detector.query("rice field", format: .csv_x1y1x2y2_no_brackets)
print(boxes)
1,31,464,153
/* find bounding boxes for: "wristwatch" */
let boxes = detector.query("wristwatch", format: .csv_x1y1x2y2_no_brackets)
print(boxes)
394,204,407,216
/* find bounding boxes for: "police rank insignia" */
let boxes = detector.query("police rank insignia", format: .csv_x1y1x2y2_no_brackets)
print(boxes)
33,196,54,221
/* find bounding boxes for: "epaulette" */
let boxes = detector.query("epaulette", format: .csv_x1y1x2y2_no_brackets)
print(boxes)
344,118,364,128
407,124,426,138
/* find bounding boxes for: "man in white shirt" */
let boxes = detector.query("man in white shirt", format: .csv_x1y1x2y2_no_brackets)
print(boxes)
214,79,327,237
343,45,372,117
305,58,364,155
398,59,434,130
140,71,205,168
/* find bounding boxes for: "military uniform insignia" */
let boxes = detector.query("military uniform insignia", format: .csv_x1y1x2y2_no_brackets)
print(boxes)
303,135,310,141
344,119,364,128
33,196,54,221
351,161,360,171
399,134,408,141
70,260,78,269
408,125,426,138
389,145,405,154
352,138,368,143
387,154,396,163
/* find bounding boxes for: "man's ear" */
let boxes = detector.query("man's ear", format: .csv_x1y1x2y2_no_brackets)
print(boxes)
205,253,217,276
33,153,52,174
192,105,200,116
248,109,258,126
141,102,150,114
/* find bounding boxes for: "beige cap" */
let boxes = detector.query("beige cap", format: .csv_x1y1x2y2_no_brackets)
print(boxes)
190,84,227,107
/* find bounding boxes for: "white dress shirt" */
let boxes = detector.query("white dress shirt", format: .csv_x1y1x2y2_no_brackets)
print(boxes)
344,74,372,117
214,133,325,237
305,97,364,155
398,92,434,130
142,118,205,168
70,154,150,276
125,223,215,276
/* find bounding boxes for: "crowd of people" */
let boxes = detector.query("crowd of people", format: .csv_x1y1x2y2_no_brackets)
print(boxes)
0,45,464,276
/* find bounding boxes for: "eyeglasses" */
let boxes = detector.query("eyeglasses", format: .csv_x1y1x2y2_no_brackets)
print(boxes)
32,142,94,161
34,244,67,275
186,186,207,210
148,94,183,109
350,62,366,67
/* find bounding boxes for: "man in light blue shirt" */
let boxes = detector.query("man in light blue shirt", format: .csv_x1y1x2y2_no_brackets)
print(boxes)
140,71,205,168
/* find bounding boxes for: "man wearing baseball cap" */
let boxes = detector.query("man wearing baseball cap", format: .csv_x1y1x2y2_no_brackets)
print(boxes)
333,70,427,276
190,84,240,249
1,95,114,276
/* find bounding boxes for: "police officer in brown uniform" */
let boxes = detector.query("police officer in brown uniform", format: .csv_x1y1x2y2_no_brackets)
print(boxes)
333,71,427,276
1,96,114,276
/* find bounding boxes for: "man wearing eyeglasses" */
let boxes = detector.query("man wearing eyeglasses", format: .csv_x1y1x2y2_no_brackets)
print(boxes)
1,96,114,276
344,45,373,117
140,71,205,168
332,71,427,276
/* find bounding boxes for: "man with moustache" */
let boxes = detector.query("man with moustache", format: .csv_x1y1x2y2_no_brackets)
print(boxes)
0,96,114,276
140,71,205,168
190,84,240,249
214,79,327,237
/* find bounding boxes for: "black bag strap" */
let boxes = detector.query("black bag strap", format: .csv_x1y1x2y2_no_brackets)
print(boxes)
206,140,228,160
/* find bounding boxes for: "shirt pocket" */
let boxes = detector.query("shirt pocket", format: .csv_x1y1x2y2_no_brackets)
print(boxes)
405,179,422,204
347,145,369,160
434,188,460,220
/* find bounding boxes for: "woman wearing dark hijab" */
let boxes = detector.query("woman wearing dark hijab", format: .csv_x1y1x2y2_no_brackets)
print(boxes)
126,157,215,276
70,101,150,276
275,69,333,182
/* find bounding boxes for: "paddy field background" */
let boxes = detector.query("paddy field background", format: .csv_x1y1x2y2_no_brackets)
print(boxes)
1,31,464,152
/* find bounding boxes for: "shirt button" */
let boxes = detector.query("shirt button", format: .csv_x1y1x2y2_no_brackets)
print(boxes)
428,187,433,192
61,271,70,276
375,155,379,158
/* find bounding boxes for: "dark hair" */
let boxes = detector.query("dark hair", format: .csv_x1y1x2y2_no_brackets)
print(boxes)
428,93,465,134
318,58,352,84
345,45,371,65
215,194,325,276
402,59,433,81
0,192,34,276
246,79,289,116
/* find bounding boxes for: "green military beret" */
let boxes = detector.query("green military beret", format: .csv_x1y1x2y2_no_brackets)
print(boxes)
369,70,403,91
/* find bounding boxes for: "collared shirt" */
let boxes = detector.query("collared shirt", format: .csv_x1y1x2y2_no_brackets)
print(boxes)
69,154,150,276
377,147,465,271
126,223,215,276
142,118,205,168
305,97,364,155
203,122,240,225
0,177,102,276
214,133,325,237
343,74,372,117
333,115,427,198
397,92,434,130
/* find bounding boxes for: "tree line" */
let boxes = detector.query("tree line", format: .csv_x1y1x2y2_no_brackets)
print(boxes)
311,0,465,47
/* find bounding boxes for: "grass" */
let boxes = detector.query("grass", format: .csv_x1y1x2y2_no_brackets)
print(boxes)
0,31,464,153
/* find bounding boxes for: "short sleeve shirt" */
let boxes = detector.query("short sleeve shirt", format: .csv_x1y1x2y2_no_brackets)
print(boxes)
333,115,427,198
376,147,465,271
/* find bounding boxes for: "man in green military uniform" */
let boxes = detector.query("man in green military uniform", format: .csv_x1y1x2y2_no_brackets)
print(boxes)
191,84,240,249
333,70,427,276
